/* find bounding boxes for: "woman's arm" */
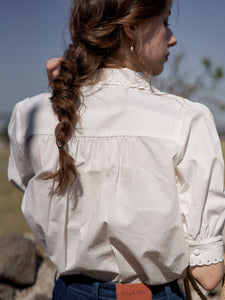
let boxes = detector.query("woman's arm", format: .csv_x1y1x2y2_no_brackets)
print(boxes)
176,103,225,291
190,262,224,291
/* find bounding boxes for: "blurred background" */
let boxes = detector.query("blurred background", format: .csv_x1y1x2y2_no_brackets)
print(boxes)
0,0,224,233
0,1,224,299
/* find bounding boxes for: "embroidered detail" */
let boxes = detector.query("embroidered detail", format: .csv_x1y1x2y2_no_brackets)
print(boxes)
98,68,150,91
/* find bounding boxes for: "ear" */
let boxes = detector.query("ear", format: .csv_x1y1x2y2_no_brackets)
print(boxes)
123,24,136,41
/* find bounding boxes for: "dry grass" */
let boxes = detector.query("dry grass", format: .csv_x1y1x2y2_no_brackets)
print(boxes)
0,145,30,236
0,139,225,236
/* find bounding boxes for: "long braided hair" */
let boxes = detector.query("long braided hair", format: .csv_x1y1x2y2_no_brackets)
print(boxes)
47,0,168,191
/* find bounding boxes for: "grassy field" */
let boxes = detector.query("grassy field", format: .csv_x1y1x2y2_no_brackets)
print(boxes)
0,146,30,235
1,140,225,236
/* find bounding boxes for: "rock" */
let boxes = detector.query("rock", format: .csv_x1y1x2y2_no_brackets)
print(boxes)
0,232,36,287
15,251,56,300
0,283,15,300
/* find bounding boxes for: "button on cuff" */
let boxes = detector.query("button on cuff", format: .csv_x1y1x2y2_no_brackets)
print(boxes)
194,249,200,256
188,237,224,266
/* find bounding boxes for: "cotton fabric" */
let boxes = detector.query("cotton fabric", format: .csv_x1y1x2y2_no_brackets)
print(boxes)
8,68,225,285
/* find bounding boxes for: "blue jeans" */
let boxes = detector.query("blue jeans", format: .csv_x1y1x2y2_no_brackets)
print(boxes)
52,274,185,300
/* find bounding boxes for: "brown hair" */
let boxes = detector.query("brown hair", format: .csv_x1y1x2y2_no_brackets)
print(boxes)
47,0,168,191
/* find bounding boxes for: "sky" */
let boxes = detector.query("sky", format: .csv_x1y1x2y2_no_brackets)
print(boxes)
0,0,225,130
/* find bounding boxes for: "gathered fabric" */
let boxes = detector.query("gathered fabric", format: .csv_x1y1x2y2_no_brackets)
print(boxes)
8,68,225,285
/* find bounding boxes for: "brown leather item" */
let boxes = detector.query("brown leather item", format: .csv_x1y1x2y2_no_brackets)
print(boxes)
116,282,152,300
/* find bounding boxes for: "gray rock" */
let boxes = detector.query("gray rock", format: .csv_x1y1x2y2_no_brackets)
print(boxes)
0,283,15,300
15,248,56,300
0,233,36,287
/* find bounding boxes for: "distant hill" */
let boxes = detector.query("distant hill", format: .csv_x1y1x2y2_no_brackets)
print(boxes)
0,112,10,131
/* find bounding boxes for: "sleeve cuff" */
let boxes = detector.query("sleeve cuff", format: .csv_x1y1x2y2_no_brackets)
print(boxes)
188,236,224,266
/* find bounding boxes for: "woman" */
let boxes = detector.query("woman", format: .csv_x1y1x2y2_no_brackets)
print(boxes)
8,0,225,299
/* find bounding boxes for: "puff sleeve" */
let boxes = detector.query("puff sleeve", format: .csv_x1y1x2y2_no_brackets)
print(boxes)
8,99,34,191
176,103,225,266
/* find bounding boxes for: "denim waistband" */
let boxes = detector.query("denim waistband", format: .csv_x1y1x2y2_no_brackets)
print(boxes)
59,273,180,296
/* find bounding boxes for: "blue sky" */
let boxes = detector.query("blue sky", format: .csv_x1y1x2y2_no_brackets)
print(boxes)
173,0,225,70
0,0,225,130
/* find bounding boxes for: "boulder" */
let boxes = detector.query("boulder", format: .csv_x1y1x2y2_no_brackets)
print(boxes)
0,283,15,300
0,232,36,287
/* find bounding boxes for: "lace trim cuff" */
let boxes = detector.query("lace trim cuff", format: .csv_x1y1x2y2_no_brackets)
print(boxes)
188,236,224,266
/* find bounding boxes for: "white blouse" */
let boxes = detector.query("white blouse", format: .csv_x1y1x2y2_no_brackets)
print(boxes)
8,68,225,285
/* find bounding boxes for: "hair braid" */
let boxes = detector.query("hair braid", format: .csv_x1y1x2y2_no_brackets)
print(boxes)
47,41,102,192
46,0,168,192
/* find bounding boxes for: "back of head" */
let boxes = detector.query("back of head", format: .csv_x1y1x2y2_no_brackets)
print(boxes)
69,0,168,72
47,0,168,192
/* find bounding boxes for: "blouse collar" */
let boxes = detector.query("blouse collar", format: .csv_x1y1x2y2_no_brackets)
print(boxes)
98,68,151,91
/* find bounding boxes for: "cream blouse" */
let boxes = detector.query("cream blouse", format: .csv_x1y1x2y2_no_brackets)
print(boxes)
8,68,225,285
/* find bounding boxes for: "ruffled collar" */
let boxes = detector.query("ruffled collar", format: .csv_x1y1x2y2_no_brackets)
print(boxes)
98,68,151,90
